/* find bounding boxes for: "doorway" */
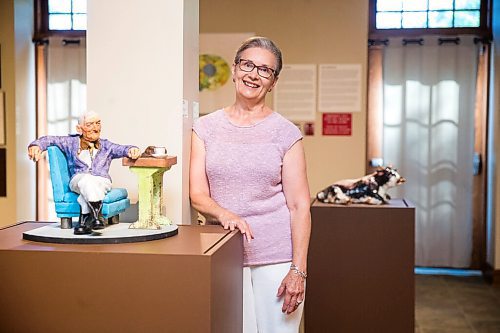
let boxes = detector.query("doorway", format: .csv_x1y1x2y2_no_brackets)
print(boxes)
35,36,87,220
367,36,489,268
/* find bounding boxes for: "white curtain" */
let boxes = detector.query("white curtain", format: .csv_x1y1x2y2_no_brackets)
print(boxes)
382,36,478,267
47,36,87,134
44,36,87,220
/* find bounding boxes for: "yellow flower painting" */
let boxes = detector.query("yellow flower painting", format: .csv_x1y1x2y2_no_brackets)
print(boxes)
199,54,230,91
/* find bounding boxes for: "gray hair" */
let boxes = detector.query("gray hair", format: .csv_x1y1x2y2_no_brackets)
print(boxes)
234,37,283,77
78,111,100,125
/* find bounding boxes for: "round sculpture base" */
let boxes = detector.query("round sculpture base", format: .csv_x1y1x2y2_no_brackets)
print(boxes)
22,222,178,244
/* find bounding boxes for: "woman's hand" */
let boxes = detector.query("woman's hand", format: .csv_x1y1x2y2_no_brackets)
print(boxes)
277,269,305,314
218,211,254,243
190,131,254,241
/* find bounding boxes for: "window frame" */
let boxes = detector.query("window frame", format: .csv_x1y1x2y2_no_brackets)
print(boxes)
369,0,492,38
35,0,86,39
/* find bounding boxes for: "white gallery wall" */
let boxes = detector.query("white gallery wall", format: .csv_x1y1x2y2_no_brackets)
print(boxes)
87,0,199,224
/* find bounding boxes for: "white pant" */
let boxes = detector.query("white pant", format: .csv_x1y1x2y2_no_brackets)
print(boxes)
243,262,304,333
69,173,111,214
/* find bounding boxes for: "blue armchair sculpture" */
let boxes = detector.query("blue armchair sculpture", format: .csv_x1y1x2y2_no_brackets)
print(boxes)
47,146,131,229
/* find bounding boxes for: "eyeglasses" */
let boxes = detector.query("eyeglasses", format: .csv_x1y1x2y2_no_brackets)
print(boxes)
237,59,276,79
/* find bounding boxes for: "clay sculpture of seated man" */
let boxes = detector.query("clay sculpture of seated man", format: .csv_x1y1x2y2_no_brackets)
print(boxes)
316,166,406,205
28,111,141,235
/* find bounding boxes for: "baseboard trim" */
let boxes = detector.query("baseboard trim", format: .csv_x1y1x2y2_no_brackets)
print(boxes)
482,262,500,286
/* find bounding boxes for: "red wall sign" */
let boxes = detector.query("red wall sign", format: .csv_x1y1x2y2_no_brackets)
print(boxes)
322,113,352,136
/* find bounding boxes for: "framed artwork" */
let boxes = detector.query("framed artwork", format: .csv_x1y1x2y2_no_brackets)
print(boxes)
0,44,3,146
0,148,5,196
0,90,4,145
0,44,2,89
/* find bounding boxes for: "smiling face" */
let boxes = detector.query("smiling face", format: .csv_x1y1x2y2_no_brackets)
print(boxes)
232,47,278,103
77,114,101,142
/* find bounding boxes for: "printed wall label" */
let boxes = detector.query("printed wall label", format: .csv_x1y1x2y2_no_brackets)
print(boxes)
322,113,352,136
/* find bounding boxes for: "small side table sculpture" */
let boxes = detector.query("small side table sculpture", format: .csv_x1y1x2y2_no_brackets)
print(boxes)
122,154,177,229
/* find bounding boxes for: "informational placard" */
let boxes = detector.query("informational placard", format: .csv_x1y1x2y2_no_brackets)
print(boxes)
319,64,361,113
274,64,316,121
322,113,352,136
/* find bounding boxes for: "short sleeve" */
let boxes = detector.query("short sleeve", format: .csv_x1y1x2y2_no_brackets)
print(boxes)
192,117,208,142
284,123,303,151
276,118,303,157
193,110,223,143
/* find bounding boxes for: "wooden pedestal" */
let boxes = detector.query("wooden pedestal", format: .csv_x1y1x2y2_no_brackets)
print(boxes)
305,199,415,333
0,222,243,333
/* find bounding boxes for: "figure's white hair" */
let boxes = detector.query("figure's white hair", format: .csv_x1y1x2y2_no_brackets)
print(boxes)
78,111,100,125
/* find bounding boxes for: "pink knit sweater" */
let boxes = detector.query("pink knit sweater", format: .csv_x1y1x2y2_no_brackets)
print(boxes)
193,110,302,266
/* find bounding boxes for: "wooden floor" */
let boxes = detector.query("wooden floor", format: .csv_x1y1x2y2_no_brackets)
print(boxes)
415,274,500,333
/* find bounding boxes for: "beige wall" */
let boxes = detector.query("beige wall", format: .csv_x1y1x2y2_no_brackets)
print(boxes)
200,0,369,195
0,0,36,228
0,1,18,227
87,0,198,225
14,0,36,223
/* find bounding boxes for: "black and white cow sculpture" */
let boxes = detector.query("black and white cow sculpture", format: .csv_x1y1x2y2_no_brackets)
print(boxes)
316,166,406,205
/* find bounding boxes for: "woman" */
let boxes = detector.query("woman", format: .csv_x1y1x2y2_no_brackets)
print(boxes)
190,37,311,333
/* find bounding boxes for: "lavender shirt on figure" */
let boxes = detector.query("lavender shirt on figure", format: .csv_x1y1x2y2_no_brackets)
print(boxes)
193,110,302,266
29,134,135,181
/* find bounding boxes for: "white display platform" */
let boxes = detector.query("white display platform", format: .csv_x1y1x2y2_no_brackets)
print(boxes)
23,222,178,244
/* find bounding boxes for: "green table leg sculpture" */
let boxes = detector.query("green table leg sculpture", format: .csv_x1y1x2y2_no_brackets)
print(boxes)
129,166,173,229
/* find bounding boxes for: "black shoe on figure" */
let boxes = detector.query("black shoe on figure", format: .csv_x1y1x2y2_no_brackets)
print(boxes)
93,213,106,230
74,213,93,235
89,201,106,230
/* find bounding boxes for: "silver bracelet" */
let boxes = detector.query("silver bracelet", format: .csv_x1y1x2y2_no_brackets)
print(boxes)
290,263,308,279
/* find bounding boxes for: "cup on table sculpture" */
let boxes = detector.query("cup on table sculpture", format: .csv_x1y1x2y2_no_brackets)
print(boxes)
152,146,167,157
